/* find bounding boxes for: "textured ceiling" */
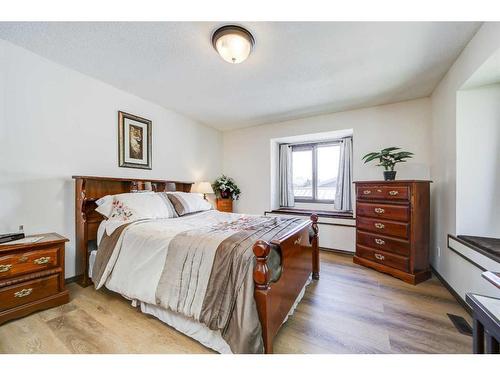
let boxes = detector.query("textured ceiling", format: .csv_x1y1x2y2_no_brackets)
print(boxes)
0,22,481,130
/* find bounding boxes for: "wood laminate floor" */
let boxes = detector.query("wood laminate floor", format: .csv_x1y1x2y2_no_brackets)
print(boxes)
0,252,472,354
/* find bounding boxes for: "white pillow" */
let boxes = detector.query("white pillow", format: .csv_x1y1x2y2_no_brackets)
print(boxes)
107,192,177,222
95,195,114,218
167,192,212,216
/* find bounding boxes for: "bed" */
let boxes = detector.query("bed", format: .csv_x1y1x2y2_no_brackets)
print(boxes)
73,176,319,354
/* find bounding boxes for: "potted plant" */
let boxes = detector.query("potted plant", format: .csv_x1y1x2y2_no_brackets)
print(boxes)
212,175,241,200
362,147,414,181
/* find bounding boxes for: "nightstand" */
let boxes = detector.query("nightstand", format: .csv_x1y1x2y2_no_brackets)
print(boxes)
0,233,69,324
216,198,233,213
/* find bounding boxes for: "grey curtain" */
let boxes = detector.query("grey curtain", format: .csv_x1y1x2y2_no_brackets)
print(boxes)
334,137,353,211
279,144,295,207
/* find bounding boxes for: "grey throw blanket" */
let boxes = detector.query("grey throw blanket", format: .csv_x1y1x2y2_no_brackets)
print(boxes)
92,223,131,286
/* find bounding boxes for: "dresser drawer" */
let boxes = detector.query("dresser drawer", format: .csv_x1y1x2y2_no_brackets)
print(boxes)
357,185,409,201
0,247,59,279
357,230,410,256
0,274,59,311
356,217,409,239
356,245,409,272
356,202,409,222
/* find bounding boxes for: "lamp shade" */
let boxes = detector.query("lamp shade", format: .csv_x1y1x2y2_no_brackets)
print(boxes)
193,181,214,195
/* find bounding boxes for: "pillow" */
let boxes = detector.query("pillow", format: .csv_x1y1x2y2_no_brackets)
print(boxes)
107,192,177,222
167,192,212,216
157,192,178,218
95,192,178,219
95,195,114,218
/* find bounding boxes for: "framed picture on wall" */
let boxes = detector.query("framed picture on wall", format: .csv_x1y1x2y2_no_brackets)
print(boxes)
118,111,152,169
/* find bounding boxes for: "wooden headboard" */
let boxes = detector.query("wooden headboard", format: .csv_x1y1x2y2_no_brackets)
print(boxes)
72,175,193,286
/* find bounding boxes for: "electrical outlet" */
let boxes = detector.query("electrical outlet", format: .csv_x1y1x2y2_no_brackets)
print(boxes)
18,225,24,232
436,246,441,257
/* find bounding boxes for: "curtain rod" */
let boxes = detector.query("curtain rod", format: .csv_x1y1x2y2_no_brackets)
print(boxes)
279,136,352,147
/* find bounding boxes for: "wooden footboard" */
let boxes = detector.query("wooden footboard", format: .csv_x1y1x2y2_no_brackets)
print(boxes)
253,214,319,354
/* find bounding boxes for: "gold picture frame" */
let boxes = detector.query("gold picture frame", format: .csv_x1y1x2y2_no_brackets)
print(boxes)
118,111,152,170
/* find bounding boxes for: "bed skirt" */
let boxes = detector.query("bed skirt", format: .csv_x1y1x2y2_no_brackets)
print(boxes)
88,250,309,353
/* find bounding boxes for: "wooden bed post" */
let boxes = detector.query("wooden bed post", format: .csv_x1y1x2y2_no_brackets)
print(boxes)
75,177,91,287
253,240,273,354
311,213,320,280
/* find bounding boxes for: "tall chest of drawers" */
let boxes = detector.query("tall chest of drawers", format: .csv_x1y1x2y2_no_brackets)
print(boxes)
0,233,69,324
353,180,431,285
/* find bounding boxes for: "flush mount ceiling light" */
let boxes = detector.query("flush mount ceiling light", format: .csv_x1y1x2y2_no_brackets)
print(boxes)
212,25,255,64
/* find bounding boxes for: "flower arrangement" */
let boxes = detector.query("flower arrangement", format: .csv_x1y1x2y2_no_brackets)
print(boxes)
212,175,241,200
362,147,414,180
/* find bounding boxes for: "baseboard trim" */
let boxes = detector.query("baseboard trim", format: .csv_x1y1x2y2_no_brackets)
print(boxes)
320,247,354,256
65,275,79,285
430,265,472,315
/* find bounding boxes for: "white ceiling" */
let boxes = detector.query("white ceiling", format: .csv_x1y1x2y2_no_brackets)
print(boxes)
0,22,481,130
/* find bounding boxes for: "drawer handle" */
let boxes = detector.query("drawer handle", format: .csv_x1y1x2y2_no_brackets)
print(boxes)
294,236,302,246
374,208,385,214
14,288,33,298
389,190,399,196
363,190,371,194
374,253,385,261
33,256,51,265
374,222,385,229
18,256,28,263
375,238,385,245
0,264,12,273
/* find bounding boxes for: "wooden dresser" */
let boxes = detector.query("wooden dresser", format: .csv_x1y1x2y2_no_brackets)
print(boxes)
0,233,69,324
216,198,233,213
353,180,431,285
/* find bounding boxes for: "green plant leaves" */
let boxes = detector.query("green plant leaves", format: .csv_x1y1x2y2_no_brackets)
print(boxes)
361,152,381,162
362,147,413,170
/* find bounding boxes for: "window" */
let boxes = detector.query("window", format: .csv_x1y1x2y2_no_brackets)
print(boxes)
291,142,340,202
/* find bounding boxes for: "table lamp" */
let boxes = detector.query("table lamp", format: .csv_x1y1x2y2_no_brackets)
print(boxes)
194,181,214,200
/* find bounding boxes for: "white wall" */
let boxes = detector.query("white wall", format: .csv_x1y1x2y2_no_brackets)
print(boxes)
223,98,431,253
457,84,500,238
430,23,500,299
223,98,432,215
0,39,223,278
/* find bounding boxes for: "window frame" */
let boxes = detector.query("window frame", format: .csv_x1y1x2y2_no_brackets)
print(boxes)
290,140,341,204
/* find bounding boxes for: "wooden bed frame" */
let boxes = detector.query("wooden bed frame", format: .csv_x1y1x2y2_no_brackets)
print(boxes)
72,175,319,354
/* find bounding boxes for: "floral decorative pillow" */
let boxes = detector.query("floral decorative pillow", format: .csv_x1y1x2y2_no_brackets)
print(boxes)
108,199,134,221
95,195,114,218
106,192,177,222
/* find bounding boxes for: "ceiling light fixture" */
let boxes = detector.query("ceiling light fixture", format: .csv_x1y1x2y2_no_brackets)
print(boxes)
212,25,255,64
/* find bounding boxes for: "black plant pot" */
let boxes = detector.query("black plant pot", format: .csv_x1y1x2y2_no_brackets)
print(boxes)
383,170,397,181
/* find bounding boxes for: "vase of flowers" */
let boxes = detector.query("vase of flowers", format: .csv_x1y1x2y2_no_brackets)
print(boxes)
362,147,414,181
212,175,241,200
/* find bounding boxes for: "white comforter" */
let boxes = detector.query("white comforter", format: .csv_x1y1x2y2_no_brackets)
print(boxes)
98,210,246,305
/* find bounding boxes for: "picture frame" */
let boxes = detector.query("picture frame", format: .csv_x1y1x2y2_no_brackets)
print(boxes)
118,111,152,170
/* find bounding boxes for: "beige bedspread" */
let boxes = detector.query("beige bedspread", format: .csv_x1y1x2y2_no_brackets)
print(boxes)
93,213,305,354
